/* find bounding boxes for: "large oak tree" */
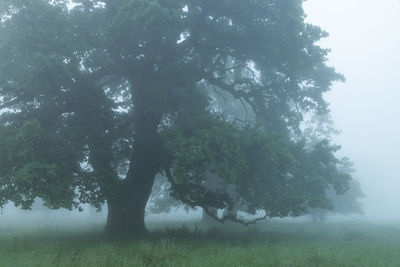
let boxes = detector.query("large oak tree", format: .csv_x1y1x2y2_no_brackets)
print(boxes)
0,0,350,235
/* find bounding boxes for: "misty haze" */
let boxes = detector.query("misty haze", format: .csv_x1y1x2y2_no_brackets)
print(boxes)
0,0,399,266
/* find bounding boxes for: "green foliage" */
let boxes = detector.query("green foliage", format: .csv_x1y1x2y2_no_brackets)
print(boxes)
0,0,353,230
161,112,301,216
163,114,247,185
0,120,78,209
309,159,364,221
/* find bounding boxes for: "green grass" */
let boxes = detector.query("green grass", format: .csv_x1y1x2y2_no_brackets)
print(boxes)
1,221,400,266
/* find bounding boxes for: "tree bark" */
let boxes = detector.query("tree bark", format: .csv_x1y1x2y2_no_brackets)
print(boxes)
105,76,161,236
104,173,156,236
104,130,159,236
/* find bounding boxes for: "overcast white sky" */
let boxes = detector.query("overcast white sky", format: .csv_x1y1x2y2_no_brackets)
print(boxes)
304,0,400,221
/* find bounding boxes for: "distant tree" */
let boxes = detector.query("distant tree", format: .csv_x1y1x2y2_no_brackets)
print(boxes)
0,0,350,235
309,158,364,222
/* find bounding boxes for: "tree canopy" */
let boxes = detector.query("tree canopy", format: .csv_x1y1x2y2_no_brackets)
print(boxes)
309,158,364,222
0,0,351,235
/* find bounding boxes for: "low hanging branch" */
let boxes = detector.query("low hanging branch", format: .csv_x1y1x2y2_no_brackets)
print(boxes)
164,168,268,227
204,73,264,117
203,208,268,227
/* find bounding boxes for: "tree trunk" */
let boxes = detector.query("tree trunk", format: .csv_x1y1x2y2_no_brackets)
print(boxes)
105,77,161,236
104,143,159,236
104,173,156,236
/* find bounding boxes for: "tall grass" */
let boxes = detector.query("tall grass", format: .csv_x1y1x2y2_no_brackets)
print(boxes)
0,221,400,266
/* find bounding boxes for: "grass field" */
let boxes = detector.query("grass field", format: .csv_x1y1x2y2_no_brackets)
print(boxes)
0,220,400,266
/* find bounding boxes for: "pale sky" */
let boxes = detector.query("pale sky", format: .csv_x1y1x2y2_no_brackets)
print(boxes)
304,0,400,221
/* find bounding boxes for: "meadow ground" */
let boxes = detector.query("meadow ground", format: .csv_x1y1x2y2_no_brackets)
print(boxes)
0,220,400,266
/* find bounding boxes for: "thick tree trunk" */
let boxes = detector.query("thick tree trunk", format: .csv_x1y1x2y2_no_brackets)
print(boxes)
104,173,156,236
104,76,161,236
104,145,159,236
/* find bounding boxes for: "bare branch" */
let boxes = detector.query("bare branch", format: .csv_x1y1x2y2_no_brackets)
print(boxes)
165,168,175,184
219,64,244,73
164,168,268,226
232,117,255,125
204,73,261,116
239,98,249,122
205,74,250,99
246,65,258,81
203,208,268,226
213,86,228,103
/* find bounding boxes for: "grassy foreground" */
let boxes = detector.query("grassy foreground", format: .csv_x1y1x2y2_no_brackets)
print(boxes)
0,221,400,266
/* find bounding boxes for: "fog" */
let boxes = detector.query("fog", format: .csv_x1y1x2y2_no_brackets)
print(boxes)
1,0,399,229
304,0,400,222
